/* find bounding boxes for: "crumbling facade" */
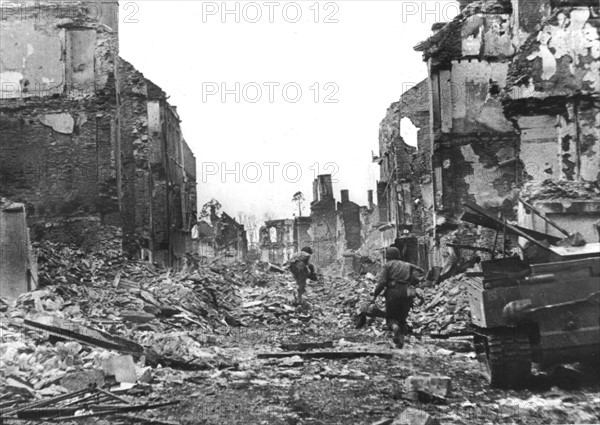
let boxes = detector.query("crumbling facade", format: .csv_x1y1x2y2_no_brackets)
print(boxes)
294,216,312,252
309,175,344,266
337,190,361,250
206,207,248,262
259,219,295,264
504,1,600,242
0,1,197,268
376,0,599,269
414,0,521,267
375,81,432,268
306,175,369,267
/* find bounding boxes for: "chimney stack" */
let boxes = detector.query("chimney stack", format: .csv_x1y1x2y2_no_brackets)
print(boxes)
367,190,374,208
317,175,333,200
341,190,349,203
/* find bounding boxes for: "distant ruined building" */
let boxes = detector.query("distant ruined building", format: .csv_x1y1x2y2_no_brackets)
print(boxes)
257,175,369,268
376,0,599,270
0,0,197,268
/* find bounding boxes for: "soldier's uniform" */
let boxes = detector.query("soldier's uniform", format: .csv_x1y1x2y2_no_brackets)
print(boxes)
372,247,423,348
289,247,314,303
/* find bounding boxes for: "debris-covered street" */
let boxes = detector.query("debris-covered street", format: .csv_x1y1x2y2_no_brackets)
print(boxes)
1,241,599,424
1,0,600,424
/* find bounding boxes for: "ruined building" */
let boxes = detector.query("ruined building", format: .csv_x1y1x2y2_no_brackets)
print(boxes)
0,1,197,268
294,216,312,253
504,0,600,242
376,81,432,267
309,175,344,266
206,207,248,262
260,219,295,264
258,216,315,265
413,0,521,266
257,175,368,267
308,175,367,267
337,190,361,250
378,0,599,268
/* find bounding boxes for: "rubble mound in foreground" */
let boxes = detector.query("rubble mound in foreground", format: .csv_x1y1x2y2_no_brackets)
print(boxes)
410,273,471,335
1,241,251,408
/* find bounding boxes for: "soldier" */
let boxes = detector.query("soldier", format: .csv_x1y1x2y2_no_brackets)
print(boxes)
289,246,315,304
370,247,424,348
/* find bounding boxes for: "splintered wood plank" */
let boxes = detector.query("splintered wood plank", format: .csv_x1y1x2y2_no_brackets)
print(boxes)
257,351,393,360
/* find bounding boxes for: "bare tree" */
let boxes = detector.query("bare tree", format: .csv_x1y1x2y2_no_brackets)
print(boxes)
292,191,305,217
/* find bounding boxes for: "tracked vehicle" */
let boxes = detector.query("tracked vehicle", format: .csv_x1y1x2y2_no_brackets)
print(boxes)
460,203,600,388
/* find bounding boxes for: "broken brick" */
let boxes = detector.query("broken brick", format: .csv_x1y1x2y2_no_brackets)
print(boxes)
392,408,440,425
404,375,452,401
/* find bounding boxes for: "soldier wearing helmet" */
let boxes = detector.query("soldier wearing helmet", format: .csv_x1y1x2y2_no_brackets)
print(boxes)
289,246,316,304
370,247,424,348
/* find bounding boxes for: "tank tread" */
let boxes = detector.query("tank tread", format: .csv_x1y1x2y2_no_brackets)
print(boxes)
485,327,531,388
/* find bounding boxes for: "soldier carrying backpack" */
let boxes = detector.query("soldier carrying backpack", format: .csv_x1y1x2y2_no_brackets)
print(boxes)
288,246,316,304
370,247,424,348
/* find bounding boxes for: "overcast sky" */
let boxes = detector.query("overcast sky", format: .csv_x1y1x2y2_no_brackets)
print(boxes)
119,0,460,221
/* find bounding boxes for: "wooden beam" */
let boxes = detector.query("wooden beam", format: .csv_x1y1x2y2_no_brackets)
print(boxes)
257,351,393,360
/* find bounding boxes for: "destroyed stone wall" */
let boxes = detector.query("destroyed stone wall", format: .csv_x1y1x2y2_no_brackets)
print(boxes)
210,211,248,262
117,59,149,256
0,3,121,247
260,219,295,264
400,80,434,235
374,80,434,270
410,0,544,267
404,0,599,268
309,200,341,267
376,123,416,230
337,190,361,250
294,216,312,252
504,3,600,240
0,1,198,267
309,175,345,267
379,80,435,236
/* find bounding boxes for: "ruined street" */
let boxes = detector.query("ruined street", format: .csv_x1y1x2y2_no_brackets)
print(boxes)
1,240,599,424
2,0,600,424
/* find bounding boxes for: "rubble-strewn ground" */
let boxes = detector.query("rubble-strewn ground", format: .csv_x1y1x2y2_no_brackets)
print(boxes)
1,246,599,424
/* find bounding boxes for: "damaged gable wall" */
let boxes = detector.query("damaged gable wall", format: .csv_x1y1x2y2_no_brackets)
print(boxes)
403,0,599,262
409,0,551,267
118,60,198,267
505,2,600,242
0,3,121,247
337,190,361,250
0,1,198,268
260,219,295,264
309,175,345,267
505,4,600,185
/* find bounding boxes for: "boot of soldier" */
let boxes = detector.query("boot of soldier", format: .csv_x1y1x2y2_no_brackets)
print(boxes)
395,332,405,349
391,325,404,349
391,324,402,348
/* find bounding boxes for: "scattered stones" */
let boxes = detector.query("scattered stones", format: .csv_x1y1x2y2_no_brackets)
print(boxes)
404,375,452,401
410,273,472,335
101,354,138,383
60,370,105,391
392,407,440,425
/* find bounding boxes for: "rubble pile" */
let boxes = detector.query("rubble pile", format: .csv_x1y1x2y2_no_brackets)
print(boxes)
0,241,250,416
234,268,375,336
409,274,472,335
237,273,321,327
28,241,244,334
